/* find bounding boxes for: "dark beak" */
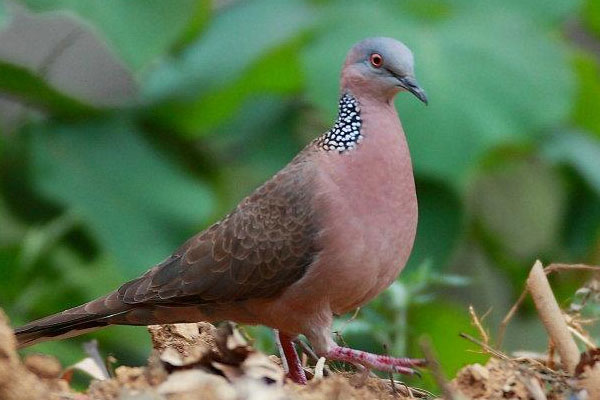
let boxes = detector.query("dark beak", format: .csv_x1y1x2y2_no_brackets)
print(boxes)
397,76,428,105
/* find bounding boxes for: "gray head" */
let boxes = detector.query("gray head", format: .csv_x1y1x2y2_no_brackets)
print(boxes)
341,37,427,104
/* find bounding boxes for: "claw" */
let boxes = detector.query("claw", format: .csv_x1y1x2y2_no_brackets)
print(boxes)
412,368,423,379
393,365,421,377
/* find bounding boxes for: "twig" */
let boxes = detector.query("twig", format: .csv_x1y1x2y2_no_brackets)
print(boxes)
383,343,398,397
375,379,433,399
497,287,528,348
294,339,331,377
314,357,326,380
468,305,489,345
547,340,556,370
336,307,361,335
565,313,597,349
295,338,319,363
522,376,548,400
419,336,457,400
460,333,510,360
544,263,600,274
397,382,413,398
384,381,435,399
527,260,579,374
273,330,288,374
463,332,570,399
497,262,600,348
567,326,596,349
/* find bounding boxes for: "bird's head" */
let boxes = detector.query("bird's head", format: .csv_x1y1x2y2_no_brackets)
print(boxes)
341,37,427,105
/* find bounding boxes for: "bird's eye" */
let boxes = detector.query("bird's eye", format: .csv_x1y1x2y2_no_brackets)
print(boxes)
369,53,383,68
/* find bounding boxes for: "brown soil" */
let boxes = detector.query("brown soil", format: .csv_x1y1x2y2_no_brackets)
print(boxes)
2,308,598,399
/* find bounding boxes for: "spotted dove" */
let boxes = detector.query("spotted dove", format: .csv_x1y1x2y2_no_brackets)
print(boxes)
15,37,428,384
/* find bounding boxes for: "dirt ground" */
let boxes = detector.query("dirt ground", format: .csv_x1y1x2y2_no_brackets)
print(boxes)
1,309,599,400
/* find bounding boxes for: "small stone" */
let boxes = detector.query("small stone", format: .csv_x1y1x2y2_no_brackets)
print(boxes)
24,354,62,379
468,363,489,381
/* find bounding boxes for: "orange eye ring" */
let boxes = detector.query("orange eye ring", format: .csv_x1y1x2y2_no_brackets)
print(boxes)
369,53,383,68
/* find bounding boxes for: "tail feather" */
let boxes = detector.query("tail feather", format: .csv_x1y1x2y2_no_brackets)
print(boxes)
14,293,130,348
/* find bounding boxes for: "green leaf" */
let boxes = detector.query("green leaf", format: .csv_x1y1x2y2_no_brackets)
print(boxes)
0,246,20,304
388,0,580,25
562,174,600,259
151,40,305,137
572,54,600,138
406,180,463,272
543,131,600,197
0,0,8,30
454,0,581,25
302,2,574,186
469,157,566,260
206,95,303,213
143,0,314,101
11,244,149,366
29,117,215,272
583,0,600,37
18,212,78,271
21,0,207,71
0,192,25,248
0,61,98,117
407,301,488,389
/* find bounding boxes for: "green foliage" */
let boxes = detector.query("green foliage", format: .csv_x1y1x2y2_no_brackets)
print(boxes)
0,1,8,30
573,54,600,138
543,131,600,196
0,0,598,383
583,0,600,37
407,301,489,386
29,117,215,270
335,261,471,390
152,41,305,137
0,61,98,117
22,0,209,71
142,0,314,101
470,158,566,261
406,180,463,271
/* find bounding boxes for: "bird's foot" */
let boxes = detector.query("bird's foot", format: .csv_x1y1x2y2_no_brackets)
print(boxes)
325,345,426,375
275,330,308,384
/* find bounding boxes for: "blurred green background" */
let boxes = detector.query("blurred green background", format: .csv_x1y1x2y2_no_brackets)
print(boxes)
0,0,599,389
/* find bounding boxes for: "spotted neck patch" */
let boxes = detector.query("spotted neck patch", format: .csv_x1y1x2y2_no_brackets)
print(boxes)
317,93,362,153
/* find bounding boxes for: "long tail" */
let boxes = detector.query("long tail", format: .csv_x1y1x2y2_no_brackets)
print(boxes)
14,292,132,348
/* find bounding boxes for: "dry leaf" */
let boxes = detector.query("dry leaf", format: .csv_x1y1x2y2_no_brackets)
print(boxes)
240,352,284,385
575,348,600,376
64,357,110,381
157,369,235,399
149,323,216,367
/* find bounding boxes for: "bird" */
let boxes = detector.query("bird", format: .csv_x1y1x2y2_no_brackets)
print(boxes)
14,37,428,384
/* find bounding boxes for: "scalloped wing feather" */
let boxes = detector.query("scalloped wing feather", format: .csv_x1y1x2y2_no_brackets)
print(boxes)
116,151,320,306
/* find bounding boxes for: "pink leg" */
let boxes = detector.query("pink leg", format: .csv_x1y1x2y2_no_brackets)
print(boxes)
325,345,425,375
276,331,307,384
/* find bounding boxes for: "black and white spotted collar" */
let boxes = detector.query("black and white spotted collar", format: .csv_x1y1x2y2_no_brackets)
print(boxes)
317,93,363,153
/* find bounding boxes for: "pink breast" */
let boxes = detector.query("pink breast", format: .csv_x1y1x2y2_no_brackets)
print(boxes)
309,106,418,314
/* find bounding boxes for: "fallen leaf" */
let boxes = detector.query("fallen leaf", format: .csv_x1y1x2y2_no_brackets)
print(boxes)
157,369,235,399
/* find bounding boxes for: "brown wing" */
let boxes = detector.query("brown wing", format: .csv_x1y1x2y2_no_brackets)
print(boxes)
116,152,320,306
